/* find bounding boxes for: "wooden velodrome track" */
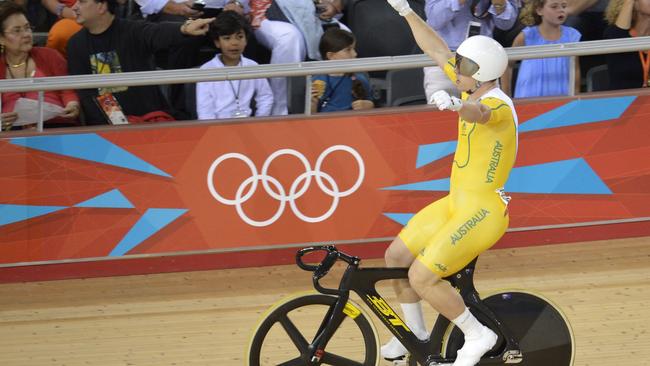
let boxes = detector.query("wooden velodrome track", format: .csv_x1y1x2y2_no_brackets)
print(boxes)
0,236,648,365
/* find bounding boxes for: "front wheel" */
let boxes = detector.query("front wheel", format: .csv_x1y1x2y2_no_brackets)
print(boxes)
247,293,381,366
439,291,574,365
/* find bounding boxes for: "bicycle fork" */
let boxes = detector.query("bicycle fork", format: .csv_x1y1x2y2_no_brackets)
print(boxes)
306,292,351,364
304,258,362,365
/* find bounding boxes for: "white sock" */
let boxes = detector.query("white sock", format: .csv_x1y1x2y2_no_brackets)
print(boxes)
451,307,484,340
400,302,428,339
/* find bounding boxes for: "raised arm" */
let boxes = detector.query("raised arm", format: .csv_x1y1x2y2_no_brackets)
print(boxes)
387,0,453,68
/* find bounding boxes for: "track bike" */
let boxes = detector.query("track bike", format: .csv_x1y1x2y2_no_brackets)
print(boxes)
248,245,574,365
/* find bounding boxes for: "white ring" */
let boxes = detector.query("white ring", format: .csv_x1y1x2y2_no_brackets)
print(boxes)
206,145,364,227
260,148,312,201
289,170,340,223
235,175,286,227
207,152,258,205
314,145,365,197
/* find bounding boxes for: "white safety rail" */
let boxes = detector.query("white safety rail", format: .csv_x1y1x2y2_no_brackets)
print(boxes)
1,37,650,131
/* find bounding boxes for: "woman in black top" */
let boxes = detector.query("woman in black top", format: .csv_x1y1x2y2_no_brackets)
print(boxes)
603,0,650,90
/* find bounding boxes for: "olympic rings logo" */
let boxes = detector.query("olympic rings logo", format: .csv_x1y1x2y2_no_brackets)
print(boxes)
207,145,365,227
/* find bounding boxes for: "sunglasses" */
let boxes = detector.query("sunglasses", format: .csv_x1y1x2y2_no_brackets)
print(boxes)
454,53,480,78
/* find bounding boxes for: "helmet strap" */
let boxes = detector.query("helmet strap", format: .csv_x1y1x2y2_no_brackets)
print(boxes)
467,80,482,95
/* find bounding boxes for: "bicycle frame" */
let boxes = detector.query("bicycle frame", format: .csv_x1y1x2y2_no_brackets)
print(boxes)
299,247,521,365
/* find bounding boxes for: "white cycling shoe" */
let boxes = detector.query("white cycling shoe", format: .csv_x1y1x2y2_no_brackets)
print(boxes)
381,330,429,360
380,336,409,360
452,325,498,366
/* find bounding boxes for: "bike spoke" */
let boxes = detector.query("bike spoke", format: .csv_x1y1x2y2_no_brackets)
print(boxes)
278,313,309,353
320,352,363,366
277,357,305,366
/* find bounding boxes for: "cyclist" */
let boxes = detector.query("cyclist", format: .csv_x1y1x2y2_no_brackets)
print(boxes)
382,1,519,365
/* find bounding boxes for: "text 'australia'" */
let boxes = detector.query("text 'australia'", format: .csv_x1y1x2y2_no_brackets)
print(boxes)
485,140,503,183
450,208,490,245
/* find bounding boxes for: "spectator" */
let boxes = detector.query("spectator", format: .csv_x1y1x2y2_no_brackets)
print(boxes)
566,0,608,38
502,0,581,97
134,0,255,119
136,0,249,19
423,0,520,101
0,1,80,130
493,0,525,48
196,11,273,119
603,0,650,90
310,28,373,113
45,17,82,58
249,0,346,115
565,0,608,80
66,0,213,125
41,0,85,58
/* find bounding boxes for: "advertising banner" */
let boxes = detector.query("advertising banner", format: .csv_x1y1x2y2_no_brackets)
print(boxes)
1,95,649,266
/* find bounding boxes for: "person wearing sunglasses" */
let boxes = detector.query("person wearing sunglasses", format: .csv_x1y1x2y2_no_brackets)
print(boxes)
381,0,519,365
422,0,519,103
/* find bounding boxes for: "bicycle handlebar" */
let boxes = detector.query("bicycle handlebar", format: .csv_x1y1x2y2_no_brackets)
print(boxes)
296,245,360,280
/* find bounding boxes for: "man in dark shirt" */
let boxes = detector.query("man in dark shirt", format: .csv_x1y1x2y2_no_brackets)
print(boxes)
67,0,213,125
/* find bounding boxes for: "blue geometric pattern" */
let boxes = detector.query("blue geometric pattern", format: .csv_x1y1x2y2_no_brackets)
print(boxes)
383,213,414,226
75,189,134,208
109,208,188,256
416,141,457,168
382,158,611,226
415,96,636,169
1,191,186,256
3,135,188,256
10,134,171,177
0,204,67,226
506,158,612,194
383,158,611,195
519,96,636,133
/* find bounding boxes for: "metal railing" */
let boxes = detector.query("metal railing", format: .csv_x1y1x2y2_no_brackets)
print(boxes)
2,37,650,131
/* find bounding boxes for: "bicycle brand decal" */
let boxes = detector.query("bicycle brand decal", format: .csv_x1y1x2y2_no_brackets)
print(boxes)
366,295,411,332
342,302,361,319
207,145,365,227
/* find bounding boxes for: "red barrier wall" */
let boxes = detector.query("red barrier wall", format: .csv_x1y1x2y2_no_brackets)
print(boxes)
1,91,649,282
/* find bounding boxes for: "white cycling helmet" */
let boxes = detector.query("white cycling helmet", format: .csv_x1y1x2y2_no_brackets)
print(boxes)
455,35,508,82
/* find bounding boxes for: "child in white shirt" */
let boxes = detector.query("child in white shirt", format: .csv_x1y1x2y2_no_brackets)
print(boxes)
196,11,274,119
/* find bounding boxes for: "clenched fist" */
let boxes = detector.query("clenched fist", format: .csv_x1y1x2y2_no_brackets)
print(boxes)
429,90,463,111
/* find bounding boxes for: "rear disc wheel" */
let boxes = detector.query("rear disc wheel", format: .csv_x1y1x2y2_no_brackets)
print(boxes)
442,291,574,365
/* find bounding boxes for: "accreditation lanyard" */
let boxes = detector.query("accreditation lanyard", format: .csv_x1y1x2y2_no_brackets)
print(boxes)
630,29,650,87
224,57,243,111
227,79,241,108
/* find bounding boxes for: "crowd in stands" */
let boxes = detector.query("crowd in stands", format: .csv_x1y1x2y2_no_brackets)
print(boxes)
0,0,649,129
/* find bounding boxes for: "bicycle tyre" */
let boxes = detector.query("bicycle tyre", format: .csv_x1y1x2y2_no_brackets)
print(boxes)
247,292,381,366
439,291,574,365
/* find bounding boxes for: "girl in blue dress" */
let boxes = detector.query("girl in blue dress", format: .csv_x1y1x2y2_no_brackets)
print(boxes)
502,0,582,98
